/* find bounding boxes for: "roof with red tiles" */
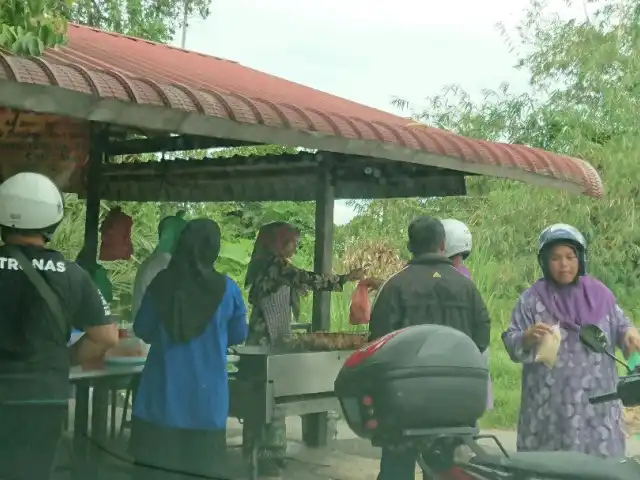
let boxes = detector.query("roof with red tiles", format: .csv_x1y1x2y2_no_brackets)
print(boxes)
0,24,603,197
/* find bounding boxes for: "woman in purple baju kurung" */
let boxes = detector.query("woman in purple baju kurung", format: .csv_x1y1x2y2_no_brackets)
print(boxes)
502,224,640,457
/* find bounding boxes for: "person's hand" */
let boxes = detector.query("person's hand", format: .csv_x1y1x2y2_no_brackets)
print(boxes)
624,328,640,355
345,268,365,282
298,285,310,297
523,323,554,349
362,278,384,290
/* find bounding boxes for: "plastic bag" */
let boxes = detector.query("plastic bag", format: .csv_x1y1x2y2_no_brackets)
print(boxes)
628,351,640,372
535,324,561,368
349,281,371,325
99,206,133,261
91,264,113,303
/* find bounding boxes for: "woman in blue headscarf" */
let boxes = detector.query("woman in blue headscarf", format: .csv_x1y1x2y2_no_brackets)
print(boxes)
502,223,640,457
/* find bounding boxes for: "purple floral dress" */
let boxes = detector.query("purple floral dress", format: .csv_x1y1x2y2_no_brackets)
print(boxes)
502,287,630,457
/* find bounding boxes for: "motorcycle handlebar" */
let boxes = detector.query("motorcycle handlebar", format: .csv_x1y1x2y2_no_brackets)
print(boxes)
588,374,640,406
588,392,619,404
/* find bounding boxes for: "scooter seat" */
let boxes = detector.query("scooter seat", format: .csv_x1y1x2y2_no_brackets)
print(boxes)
471,450,640,480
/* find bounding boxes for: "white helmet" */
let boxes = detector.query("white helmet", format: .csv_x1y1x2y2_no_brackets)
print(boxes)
0,172,64,240
441,218,472,258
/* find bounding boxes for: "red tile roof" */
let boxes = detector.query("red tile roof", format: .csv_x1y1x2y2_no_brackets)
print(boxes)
0,24,603,197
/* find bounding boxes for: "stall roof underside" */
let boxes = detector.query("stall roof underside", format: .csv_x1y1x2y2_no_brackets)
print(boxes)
0,24,604,201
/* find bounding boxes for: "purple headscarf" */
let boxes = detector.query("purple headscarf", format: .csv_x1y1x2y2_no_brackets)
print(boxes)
530,276,615,330
454,264,472,280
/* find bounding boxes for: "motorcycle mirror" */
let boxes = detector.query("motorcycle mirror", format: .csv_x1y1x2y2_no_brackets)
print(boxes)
579,325,610,353
579,325,631,374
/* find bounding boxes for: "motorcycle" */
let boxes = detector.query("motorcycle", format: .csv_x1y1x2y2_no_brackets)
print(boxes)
334,324,640,480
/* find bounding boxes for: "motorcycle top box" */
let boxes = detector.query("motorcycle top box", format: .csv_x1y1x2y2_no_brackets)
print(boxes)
334,324,488,441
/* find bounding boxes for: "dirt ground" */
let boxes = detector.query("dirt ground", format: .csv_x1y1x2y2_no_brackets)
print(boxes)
56,404,640,479
625,407,640,435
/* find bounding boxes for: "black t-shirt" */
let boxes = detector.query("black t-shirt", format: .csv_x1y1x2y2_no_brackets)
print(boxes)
0,244,112,402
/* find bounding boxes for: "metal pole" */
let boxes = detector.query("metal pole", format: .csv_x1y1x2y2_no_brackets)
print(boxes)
180,0,189,48
301,155,335,448
83,125,105,263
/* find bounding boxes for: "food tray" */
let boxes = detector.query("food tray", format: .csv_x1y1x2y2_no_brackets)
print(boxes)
105,356,147,366
278,332,369,352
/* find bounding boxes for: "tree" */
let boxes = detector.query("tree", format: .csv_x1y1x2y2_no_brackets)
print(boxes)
0,0,70,55
355,0,640,426
70,0,212,43
371,0,640,316
0,0,215,56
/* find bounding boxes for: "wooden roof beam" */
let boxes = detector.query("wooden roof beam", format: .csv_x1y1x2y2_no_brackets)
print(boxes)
106,134,257,156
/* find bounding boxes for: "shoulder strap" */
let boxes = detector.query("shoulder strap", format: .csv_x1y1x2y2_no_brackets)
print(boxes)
6,245,67,335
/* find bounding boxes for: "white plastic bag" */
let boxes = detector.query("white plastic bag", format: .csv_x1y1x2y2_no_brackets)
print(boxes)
535,324,561,368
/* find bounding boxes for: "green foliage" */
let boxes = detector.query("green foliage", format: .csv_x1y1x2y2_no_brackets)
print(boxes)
393,0,640,316
70,0,212,43
0,0,70,55
1,0,217,54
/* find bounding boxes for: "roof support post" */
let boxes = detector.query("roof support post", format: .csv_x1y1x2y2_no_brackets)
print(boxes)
82,126,106,266
302,156,335,448
311,157,335,333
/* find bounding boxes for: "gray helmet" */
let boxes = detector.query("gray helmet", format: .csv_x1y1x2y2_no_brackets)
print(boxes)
538,223,587,276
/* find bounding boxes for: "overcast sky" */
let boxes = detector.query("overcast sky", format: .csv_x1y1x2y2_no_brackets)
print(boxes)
173,0,585,224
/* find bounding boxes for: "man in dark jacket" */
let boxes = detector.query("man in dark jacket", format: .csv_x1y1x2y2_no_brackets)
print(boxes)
370,216,491,480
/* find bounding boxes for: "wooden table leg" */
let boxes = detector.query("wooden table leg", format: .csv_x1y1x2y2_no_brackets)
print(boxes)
302,412,329,447
71,373,140,478
74,384,90,442
110,389,117,439
79,383,109,479
250,445,258,480
73,384,90,479
91,384,110,451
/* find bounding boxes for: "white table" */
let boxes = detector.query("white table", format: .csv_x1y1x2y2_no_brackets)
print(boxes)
69,364,144,382
69,363,144,472
68,356,239,473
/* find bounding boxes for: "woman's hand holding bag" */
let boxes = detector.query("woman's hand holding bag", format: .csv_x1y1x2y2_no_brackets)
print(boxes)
534,324,561,368
524,323,561,368
623,327,640,357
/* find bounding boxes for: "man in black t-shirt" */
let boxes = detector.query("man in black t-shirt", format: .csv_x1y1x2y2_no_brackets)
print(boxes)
0,172,119,480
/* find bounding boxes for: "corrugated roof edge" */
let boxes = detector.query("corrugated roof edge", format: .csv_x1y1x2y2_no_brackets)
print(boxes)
64,24,404,121
67,24,240,64
0,47,604,199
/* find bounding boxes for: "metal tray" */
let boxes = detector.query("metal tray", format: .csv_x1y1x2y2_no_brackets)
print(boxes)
277,332,369,352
